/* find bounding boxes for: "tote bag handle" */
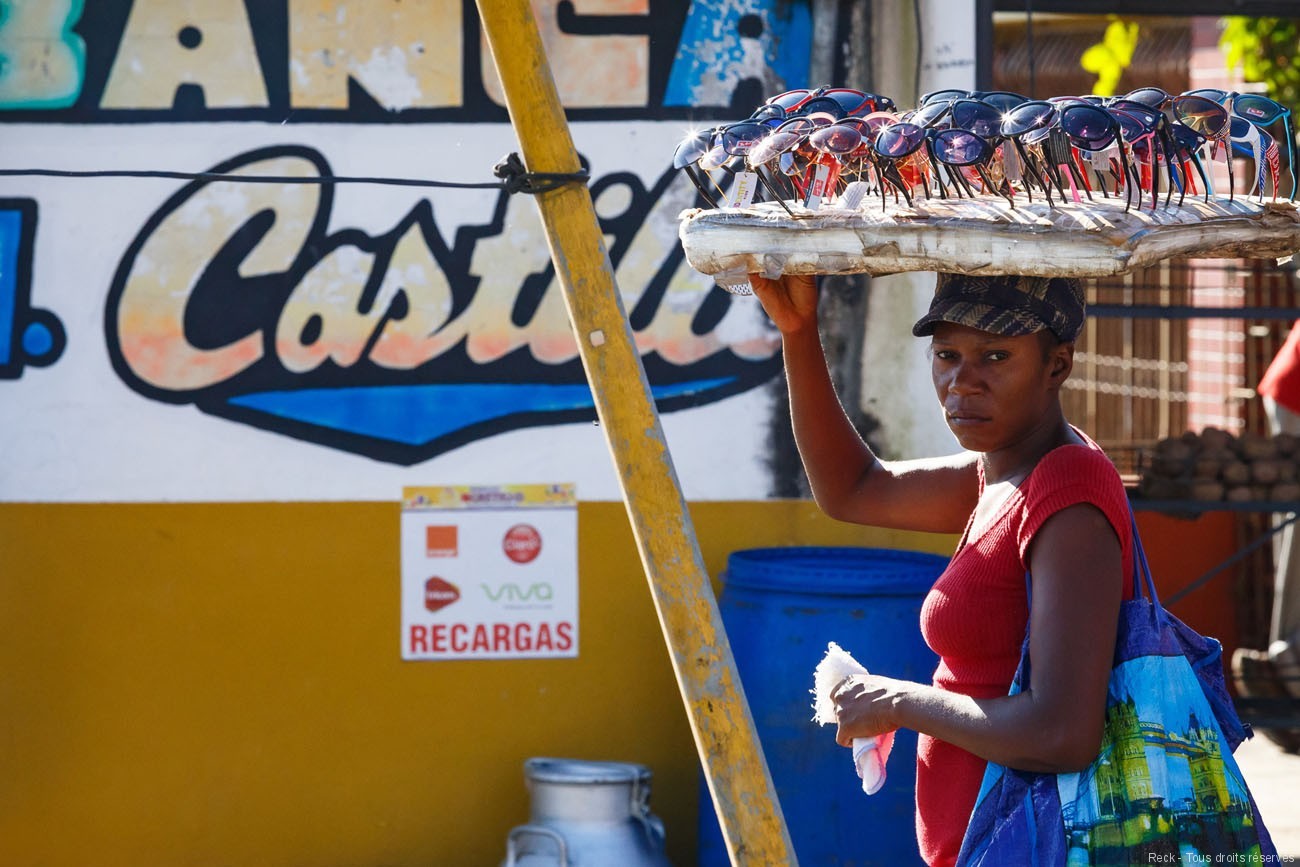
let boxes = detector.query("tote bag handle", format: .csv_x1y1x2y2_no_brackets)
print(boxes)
1129,507,1167,626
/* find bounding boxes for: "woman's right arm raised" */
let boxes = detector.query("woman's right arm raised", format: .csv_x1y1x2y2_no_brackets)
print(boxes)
749,273,978,533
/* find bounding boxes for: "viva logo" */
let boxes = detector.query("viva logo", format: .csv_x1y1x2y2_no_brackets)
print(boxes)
105,145,780,464
482,582,553,603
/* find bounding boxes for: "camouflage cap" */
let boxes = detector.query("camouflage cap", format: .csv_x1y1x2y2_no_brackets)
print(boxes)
911,272,1086,342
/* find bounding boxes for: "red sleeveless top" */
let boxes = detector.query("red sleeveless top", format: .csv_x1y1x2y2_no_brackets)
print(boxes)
914,437,1133,866
1258,320,1300,415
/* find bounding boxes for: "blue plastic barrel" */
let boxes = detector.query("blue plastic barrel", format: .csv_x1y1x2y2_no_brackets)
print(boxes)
698,546,948,867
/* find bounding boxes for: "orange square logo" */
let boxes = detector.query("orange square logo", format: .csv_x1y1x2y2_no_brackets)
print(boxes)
426,525,458,558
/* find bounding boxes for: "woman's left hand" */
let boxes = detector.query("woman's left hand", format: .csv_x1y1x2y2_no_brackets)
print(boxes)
830,674,912,746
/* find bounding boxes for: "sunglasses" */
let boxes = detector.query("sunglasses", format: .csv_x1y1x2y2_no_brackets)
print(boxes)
974,90,1031,114
672,125,781,211
697,139,734,173
809,118,875,156
1122,86,1173,111
676,83,1300,213
872,121,940,207
920,88,970,106
745,117,817,168
1059,103,1134,210
1120,86,1206,203
1109,107,1165,205
998,100,1062,203
931,127,1014,206
715,120,805,215
672,127,728,208
877,120,986,203
697,139,770,210
776,113,841,203
719,121,771,158
1024,123,1091,204
908,99,957,130
1168,121,1212,201
778,149,813,186
745,118,814,204
949,99,1005,139
765,87,895,119
1187,89,1296,200
1109,99,1187,206
1170,94,1235,201
747,103,787,126
808,121,864,162
919,89,1029,114
1229,115,1282,200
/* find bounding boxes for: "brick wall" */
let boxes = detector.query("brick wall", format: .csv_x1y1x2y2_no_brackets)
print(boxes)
1186,17,1257,434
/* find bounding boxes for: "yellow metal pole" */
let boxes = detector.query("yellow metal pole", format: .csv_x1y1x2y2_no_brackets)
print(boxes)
474,3,797,865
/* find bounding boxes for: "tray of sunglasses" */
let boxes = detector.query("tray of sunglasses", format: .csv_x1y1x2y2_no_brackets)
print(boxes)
678,192,1300,281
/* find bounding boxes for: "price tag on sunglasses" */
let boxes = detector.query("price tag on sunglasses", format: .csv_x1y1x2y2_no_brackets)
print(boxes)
1001,143,1023,184
1087,148,1112,174
803,162,833,210
727,170,759,208
839,181,869,210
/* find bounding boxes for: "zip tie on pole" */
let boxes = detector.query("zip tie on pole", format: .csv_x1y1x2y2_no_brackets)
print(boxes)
492,152,589,195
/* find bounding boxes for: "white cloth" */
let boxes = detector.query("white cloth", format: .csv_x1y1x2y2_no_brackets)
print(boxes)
811,641,894,795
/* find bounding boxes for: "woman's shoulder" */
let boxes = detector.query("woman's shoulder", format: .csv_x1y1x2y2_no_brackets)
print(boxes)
1029,441,1126,496
1041,439,1118,470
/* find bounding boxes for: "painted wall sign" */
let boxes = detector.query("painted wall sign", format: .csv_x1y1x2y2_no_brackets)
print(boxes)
0,0,810,121
400,483,578,660
0,199,65,378
0,0,812,501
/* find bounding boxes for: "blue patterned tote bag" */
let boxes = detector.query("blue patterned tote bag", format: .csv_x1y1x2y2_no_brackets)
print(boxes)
955,513,1279,866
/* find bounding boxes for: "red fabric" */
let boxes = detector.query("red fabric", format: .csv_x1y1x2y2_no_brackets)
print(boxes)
1258,321,1300,415
913,437,1134,867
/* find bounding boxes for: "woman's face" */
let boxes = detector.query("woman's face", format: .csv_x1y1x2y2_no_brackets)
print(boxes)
929,321,1070,454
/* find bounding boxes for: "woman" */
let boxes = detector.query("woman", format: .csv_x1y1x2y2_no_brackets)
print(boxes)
749,270,1133,867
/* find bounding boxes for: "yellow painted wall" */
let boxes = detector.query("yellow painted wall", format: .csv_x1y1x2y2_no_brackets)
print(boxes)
0,500,955,866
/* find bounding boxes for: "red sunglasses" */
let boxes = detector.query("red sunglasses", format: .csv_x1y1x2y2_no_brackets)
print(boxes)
766,88,895,119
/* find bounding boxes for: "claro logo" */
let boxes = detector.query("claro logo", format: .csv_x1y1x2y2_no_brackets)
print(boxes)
424,576,460,613
503,524,542,564
103,146,781,464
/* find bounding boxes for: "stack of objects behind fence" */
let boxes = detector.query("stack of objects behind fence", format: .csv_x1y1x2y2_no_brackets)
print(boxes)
1138,427,1300,503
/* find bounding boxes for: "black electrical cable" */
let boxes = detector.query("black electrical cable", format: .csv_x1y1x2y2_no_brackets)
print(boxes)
0,152,589,196
0,168,499,189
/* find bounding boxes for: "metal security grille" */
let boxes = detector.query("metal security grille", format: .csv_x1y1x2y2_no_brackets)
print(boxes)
1066,263,1190,478
1064,258,1298,653
1064,260,1299,475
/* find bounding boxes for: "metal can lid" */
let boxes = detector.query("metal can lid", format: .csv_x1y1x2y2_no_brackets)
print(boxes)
524,757,651,785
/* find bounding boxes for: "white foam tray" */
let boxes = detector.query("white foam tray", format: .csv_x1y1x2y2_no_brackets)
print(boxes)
678,193,1300,279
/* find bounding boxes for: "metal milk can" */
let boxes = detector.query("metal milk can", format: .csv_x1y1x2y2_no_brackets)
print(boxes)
502,757,673,867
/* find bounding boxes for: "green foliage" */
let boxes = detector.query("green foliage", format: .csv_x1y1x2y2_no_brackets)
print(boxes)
1220,16,1300,114
1081,17,1140,97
